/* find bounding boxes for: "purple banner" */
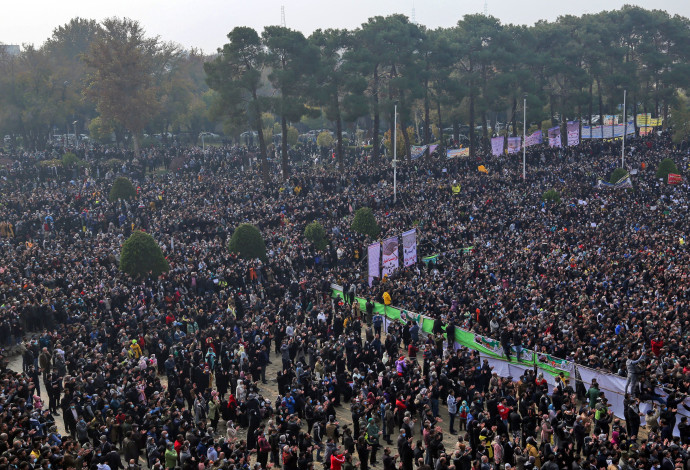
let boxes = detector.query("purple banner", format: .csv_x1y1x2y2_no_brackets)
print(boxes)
402,229,417,267
367,242,380,286
525,130,543,147
567,121,580,146
548,126,561,148
507,137,522,154
491,137,504,156
381,237,399,277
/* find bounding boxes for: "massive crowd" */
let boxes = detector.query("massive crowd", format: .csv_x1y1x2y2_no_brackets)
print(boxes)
0,130,688,470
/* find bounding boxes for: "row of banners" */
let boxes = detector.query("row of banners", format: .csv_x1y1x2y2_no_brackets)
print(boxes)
368,229,417,286
421,114,662,160
489,120,642,156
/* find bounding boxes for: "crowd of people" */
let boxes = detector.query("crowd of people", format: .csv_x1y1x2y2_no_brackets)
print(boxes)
0,129,688,470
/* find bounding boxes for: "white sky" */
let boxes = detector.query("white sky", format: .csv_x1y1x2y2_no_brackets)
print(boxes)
3,0,690,53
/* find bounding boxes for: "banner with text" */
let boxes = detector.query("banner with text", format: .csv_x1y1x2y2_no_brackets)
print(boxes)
367,242,380,286
491,137,504,156
548,127,562,148
402,229,417,267
446,148,470,159
567,121,580,146
525,130,543,147
410,145,427,160
381,236,399,277
507,137,522,154
582,122,635,139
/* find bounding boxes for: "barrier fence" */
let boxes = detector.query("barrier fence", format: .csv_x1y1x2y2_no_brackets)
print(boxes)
332,285,690,432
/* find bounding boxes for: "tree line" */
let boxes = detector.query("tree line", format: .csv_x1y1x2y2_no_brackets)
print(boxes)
2,7,690,177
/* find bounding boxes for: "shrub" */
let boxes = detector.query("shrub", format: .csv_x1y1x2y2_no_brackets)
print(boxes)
61,152,80,167
656,158,679,183
542,189,561,204
228,224,267,261
109,177,137,201
609,168,628,184
316,131,334,148
120,231,169,279
305,221,328,251
351,207,380,239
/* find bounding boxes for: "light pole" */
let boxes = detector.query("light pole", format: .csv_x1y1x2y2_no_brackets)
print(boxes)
622,89,627,168
201,132,206,152
393,103,398,204
73,121,78,145
523,94,527,179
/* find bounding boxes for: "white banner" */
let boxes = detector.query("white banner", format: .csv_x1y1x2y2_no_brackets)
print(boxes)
402,229,417,267
367,242,380,286
381,236,399,277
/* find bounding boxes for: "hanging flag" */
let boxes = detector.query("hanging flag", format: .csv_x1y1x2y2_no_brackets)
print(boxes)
491,137,504,156
567,121,580,146
446,148,469,159
507,137,521,154
478,165,488,174
668,173,682,185
368,242,380,286
548,127,561,148
525,130,543,147
402,229,417,267
381,236,399,277
428,144,439,155
410,145,427,160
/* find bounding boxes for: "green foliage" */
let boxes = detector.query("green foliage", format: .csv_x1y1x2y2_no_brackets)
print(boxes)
609,168,629,184
205,27,270,179
670,93,690,144
384,126,416,158
304,221,328,251
228,224,267,261
287,126,299,146
61,152,79,167
88,117,114,144
316,131,334,148
109,176,137,201
351,207,380,239
542,189,561,204
656,158,680,182
120,231,170,279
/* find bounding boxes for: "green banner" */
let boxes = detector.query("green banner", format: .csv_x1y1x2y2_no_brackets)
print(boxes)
332,288,569,379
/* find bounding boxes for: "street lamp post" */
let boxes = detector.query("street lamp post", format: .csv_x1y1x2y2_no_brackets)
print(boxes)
523,94,527,179
73,121,78,145
622,89,627,168
393,104,397,204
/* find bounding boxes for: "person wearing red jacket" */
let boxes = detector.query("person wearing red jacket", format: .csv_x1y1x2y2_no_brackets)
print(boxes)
330,450,346,470
651,336,664,356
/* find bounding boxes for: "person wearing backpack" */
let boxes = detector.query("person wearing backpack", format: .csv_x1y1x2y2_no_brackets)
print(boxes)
458,400,470,432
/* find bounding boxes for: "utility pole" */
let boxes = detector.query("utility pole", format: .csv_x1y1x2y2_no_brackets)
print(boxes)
523,94,527,179
393,103,398,204
622,89,627,168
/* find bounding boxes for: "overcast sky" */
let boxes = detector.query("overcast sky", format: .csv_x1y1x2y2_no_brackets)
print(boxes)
3,0,690,53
